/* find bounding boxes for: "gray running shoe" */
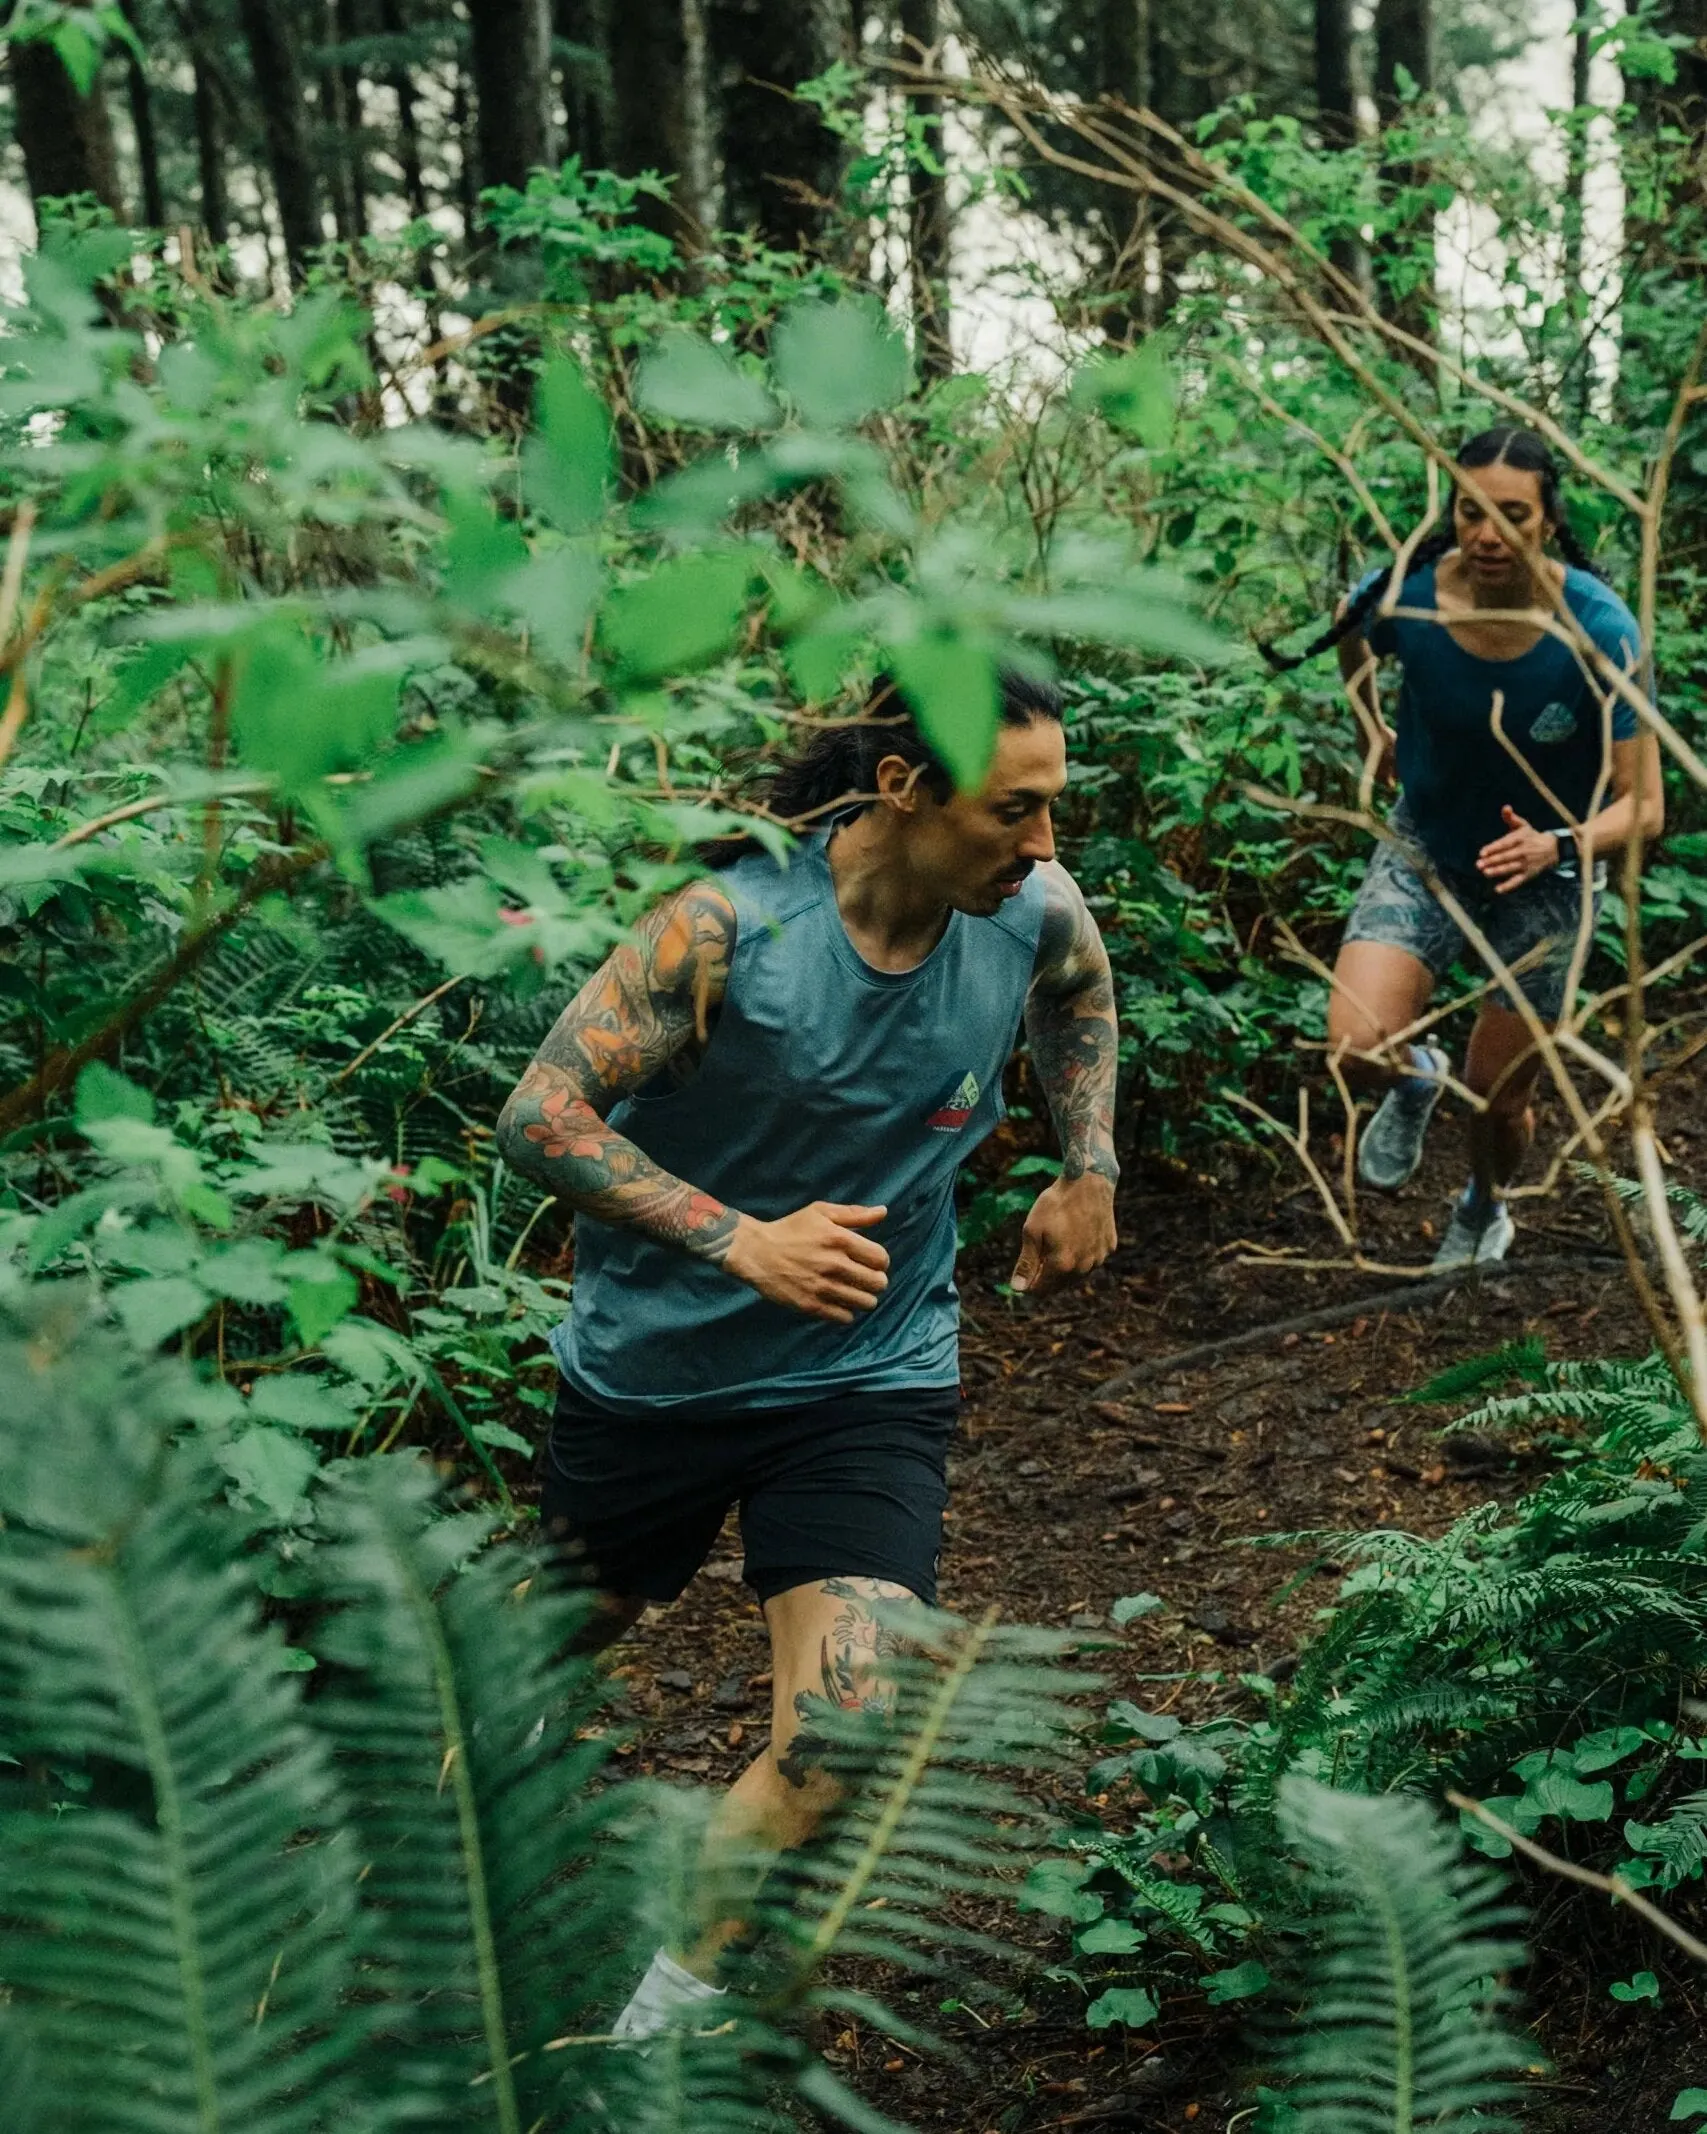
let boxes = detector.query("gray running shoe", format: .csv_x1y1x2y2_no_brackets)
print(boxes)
1357,1043,1451,1191
1429,1194,1515,1273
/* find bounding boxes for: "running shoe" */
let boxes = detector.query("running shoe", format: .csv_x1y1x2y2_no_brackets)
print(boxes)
1429,1191,1515,1273
1357,1043,1451,1191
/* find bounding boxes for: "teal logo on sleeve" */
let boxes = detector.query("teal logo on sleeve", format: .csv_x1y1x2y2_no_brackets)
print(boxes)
1529,701,1579,745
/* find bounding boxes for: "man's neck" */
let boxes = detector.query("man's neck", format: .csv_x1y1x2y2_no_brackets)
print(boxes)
825,814,953,974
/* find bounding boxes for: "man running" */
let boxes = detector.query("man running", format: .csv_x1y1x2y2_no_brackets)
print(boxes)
496,667,1119,2035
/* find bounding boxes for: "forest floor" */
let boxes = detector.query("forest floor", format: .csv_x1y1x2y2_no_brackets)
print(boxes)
582,1070,1705,2134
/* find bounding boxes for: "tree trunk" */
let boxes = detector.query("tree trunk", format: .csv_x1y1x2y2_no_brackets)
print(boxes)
898,0,949,375
468,0,557,195
10,38,127,219
556,0,612,167
120,0,166,225
710,0,845,251
237,0,322,277
322,0,370,241
1373,0,1434,348
1094,0,1160,338
379,0,429,224
607,0,713,242
192,54,227,239
1314,0,1362,287
449,57,479,239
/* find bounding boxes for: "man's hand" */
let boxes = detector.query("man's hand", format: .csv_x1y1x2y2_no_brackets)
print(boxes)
725,1203,890,1324
1009,1175,1118,1297
1476,805,1561,893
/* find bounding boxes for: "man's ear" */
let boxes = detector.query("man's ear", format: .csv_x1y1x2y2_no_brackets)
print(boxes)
873,752,927,813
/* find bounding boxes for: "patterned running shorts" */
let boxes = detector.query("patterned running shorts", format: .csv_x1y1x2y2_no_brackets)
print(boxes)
1342,805,1601,1024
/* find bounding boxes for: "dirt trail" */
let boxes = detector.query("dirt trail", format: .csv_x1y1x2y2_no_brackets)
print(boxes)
590,1084,1696,2132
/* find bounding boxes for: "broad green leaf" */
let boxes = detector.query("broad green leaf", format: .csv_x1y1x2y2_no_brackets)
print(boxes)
523,358,613,531
231,635,402,794
1569,1726,1651,1774
503,544,602,667
215,1425,319,1522
601,548,756,680
773,298,910,429
636,334,778,432
246,1376,358,1433
1520,1763,1615,1823
1073,339,1175,448
287,1262,361,1348
112,1276,211,1349
1106,1699,1182,1744
888,634,1000,791
1671,2089,1707,2121
470,1420,534,1457
75,1062,154,1128
1201,1960,1271,2003
1112,1592,1164,1627
1609,1970,1660,2002
1086,1986,1159,2031
442,487,530,610
1076,1917,1146,1955
200,1237,290,1307
1019,1858,1103,1923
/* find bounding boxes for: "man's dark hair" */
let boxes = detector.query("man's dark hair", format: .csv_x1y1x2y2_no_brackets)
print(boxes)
699,666,1063,866
1260,425,1606,674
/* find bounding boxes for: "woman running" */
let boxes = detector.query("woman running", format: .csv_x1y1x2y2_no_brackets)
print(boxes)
1265,426,1663,1269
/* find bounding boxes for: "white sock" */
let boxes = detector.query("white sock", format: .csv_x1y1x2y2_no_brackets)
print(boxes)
611,1947,726,2041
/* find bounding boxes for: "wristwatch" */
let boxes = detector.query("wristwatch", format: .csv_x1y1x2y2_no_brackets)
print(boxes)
1551,826,1578,870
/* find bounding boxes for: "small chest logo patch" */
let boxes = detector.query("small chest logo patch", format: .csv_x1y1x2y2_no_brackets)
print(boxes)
925,1070,981,1131
1529,700,1579,745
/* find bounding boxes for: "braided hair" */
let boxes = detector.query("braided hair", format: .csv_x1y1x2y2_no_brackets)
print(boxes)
1260,425,1606,673
699,666,1064,866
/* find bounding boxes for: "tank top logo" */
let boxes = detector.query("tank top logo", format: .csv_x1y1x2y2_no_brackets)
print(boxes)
1529,701,1578,745
924,1069,981,1131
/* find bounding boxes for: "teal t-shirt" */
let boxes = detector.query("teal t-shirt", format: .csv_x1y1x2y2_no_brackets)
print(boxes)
550,835,1047,1415
1356,562,1643,877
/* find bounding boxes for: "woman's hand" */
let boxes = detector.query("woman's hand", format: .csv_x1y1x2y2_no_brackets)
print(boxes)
1476,806,1562,893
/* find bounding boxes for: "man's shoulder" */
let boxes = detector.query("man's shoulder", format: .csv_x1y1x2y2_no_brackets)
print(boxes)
1026,861,1093,973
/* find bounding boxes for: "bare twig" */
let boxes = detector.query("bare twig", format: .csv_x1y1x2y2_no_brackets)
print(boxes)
1447,1791,1707,1967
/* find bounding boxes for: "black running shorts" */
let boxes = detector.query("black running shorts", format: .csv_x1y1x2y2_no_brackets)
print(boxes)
539,1378,961,1606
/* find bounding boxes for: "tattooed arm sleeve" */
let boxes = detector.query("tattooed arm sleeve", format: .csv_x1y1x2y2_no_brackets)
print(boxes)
495,881,743,1264
1024,863,1120,1187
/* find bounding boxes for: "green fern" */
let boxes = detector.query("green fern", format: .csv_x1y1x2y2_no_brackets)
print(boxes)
0,1296,364,2134
1273,1779,1530,2132
1406,1336,1547,1405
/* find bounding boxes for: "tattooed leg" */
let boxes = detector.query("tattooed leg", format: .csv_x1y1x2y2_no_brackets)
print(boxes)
676,1575,919,1980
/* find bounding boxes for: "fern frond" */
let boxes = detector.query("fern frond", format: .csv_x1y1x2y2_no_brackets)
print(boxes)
760,1615,1086,1995
1627,1790,1707,1888
1407,1338,1546,1405
0,1295,362,2134
1274,1778,1529,2132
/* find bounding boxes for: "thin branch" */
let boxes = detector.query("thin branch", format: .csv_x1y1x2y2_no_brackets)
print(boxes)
1447,1792,1707,1967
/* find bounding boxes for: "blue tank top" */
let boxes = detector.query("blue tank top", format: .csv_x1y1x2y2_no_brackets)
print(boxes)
550,835,1048,1414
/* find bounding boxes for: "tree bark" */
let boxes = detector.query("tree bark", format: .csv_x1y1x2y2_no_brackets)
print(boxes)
1373,0,1434,347
10,38,127,219
1093,0,1161,338
607,0,712,241
119,0,165,225
468,0,557,194
237,0,322,277
322,0,370,241
191,53,227,238
556,0,612,167
710,0,845,250
379,0,429,224
898,0,949,376
1314,0,1362,286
